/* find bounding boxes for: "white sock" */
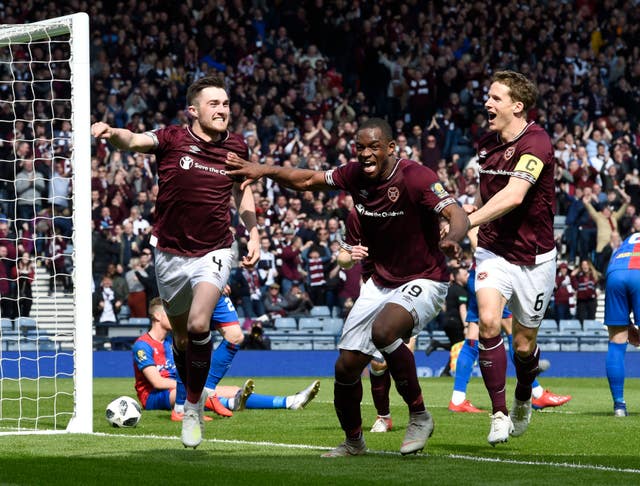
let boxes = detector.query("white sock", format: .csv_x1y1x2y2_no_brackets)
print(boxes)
532,385,544,399
285,395,294,408
204,386,215,396
451,390,466,406
174,404,184,414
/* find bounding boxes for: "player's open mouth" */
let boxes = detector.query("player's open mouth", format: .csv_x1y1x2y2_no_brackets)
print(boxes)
362,161,376,173
487,112,497,121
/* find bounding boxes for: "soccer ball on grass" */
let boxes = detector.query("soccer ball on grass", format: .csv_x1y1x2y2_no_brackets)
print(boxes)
105,396,142,427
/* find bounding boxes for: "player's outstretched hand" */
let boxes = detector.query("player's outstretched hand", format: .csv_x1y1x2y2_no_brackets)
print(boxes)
227,152,263,190
91,122,114,139
439,240,462,259
242,237,260,268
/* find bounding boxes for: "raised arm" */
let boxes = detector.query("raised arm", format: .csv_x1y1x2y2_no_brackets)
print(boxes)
467,177,532,229
226,152,331,192
232,182,260,267
91,122,155,153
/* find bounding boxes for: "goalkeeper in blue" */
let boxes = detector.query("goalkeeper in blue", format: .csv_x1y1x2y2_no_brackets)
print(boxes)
605,231,640,417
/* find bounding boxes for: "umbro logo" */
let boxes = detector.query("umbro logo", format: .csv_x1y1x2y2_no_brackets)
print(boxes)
359,190,369,198
189,145,202,153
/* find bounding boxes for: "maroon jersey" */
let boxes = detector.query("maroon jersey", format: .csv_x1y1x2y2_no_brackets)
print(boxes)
327,159,456,287
476,122,555,265
147,126,248,257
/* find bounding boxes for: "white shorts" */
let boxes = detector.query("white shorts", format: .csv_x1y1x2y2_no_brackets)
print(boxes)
154,248,233,316
474,247,556,328
339,277,448,361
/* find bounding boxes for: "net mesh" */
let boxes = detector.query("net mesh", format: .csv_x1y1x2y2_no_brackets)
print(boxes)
0,19,77,431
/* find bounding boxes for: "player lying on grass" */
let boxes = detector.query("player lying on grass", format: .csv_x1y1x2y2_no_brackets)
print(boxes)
133,297,320,419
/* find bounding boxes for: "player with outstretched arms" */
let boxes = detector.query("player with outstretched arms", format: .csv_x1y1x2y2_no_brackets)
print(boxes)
465,70,557,445
227,117,469,456
92,75,259,448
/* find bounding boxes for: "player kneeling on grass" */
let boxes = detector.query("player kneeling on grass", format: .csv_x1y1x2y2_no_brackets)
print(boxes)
133,298,320,419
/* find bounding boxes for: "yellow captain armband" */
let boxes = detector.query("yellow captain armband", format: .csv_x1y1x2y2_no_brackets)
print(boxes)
514,154,544,181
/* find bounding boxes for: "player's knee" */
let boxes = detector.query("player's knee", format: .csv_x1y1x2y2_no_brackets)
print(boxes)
335,356,361,383
227,331,244,346
187,318,210,334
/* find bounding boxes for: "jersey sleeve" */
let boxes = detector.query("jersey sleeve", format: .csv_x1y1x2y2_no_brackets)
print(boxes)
325,162,359,192
405,164,457,214
132,340,156,372
144,126,174,156
340,209,361,251
513,132,553,185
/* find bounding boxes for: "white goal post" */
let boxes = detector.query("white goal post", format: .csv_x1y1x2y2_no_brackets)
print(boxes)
0,13,92,434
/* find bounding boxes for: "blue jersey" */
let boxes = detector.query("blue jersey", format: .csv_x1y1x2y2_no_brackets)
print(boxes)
211,295,239,327
605,232,640,327
607,232,640,274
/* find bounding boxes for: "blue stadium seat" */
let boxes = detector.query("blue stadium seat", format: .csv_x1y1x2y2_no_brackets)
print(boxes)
274,317,297,331
582,320,605,332
298,317,323,331
118,305,131,320
539,319,558,332
559,319,582,333
127,317,151,326
1,318,12,331
270,338,312,350
310,306,331,317
320,318,343,336
15,317,37,333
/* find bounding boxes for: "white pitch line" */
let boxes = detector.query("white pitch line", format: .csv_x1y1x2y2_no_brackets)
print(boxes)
94,432,640,474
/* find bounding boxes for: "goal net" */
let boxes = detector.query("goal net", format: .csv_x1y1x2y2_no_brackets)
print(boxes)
0,13,92,434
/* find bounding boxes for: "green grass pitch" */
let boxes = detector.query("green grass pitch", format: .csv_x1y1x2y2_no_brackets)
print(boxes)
0,377,639,485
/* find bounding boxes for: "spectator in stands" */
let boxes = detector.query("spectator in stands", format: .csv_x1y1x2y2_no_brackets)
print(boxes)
104,263,129,316
262,282,288,319
48,159,71,218
256,236,278,291
14,157,46,229
125,257,147,318
303,248,329,305
571,259,601,324
583,186,630,272
92,274,123,336
12,251,35,317
553,262,575,322
0,244,15,318
118,221,142,269
279,235,309,295
92,224,120,285
46,228,70,296
122,206,150,237
283,283,313,317
135,248,159,309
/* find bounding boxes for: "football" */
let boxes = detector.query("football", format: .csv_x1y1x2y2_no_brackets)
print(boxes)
105,396,142,428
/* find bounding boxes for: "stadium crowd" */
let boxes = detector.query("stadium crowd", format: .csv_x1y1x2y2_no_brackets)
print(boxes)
0,0,638,327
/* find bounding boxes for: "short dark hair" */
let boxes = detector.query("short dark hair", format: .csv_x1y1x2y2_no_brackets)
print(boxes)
359,117,393,142
492,70,538,113
186,75,227,106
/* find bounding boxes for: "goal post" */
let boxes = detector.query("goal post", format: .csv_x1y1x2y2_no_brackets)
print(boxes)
0,13,92,434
